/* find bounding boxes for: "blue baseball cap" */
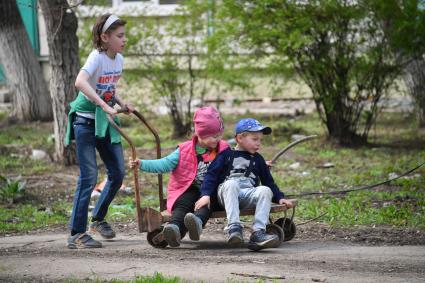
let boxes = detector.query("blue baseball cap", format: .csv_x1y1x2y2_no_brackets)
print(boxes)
235,118,272,135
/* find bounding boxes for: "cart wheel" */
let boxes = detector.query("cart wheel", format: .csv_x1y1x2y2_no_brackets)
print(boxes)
147,228,168,248
266,223,284,247
274,217,296,242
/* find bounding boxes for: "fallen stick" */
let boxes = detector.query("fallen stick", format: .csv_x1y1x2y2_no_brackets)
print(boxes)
231,272,285,280
297,212,328,226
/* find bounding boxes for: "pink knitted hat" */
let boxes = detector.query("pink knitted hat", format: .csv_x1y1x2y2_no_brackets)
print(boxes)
193,106,224,138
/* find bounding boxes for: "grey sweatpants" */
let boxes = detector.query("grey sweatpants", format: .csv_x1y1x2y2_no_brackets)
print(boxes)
217,178,273,231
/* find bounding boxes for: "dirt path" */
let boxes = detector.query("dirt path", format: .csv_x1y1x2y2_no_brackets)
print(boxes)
1,227,424,283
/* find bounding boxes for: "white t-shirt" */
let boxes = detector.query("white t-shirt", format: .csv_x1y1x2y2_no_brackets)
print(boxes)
77,49,124,119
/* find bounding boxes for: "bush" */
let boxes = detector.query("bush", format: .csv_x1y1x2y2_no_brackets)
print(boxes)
0,175,26,204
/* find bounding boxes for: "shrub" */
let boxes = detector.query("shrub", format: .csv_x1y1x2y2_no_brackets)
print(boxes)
0,175,26,204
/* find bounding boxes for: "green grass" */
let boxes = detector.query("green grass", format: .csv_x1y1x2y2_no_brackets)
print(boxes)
268,119,425,229
0,190,166,234
106,193,163,223
297,187,425,228
0,122,53,148
0,154,53,175
0,122,54,175
0,111,7,121
0,202,70,233
62,272,185,283
62,271,274,283
111,273,183,283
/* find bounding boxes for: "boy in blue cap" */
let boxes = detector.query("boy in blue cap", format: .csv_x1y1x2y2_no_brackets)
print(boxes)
195,118,294,251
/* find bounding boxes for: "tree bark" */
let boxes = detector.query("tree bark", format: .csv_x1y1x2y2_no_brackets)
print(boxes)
323,103,367,146
404,59,425,128
166,91,191,138
38,0,79,165
0,1,52,121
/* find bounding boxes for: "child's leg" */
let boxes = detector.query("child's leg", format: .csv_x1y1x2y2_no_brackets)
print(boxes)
165,185,200,246
69,122,99,235
240,186,278,250
183,195,212,241
239,186,273,231
92,135,125,222
194,205,211,225
170,185,200,237
217,179,241,229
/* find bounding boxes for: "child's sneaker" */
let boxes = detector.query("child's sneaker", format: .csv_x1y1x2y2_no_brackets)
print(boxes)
184,213,203,241
89,220,116,239
227,225,244,246
67,232,102,249
247,229,279,251
163,224,181,247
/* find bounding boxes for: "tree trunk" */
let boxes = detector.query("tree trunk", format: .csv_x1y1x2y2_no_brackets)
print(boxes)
38,0,79,165
0,1,52,121
167,94,191,138
403,58,425,128
324,109,366,146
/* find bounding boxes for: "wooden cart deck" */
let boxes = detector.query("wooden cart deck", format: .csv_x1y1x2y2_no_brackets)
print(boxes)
160,199,297,222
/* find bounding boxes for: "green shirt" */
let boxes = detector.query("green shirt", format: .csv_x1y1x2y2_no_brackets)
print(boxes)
64,92,121,145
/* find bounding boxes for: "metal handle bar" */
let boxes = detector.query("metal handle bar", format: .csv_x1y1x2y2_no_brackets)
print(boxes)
270,135,318,164
106,108,164,232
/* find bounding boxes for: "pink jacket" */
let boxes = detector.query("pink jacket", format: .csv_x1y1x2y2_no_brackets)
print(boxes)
166,136,229,212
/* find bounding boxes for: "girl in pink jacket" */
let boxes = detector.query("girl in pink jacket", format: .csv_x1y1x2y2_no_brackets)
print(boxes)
130,106,229,247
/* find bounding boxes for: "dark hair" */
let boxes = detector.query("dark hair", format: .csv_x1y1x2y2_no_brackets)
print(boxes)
92,14,127,51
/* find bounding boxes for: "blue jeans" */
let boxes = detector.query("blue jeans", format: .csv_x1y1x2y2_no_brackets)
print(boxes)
217,178,273,232
69,118,125,234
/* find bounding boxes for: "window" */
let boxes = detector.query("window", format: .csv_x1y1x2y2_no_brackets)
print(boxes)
112,0,181,6
159,0,182,4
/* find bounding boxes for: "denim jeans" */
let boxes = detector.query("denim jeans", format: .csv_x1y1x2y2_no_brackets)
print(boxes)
69,118,125,234
217,178,273,232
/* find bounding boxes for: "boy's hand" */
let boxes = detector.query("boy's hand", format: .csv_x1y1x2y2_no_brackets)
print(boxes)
279,198,294,208
129,158,141,169
266,160,274,168
194,196,210,211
